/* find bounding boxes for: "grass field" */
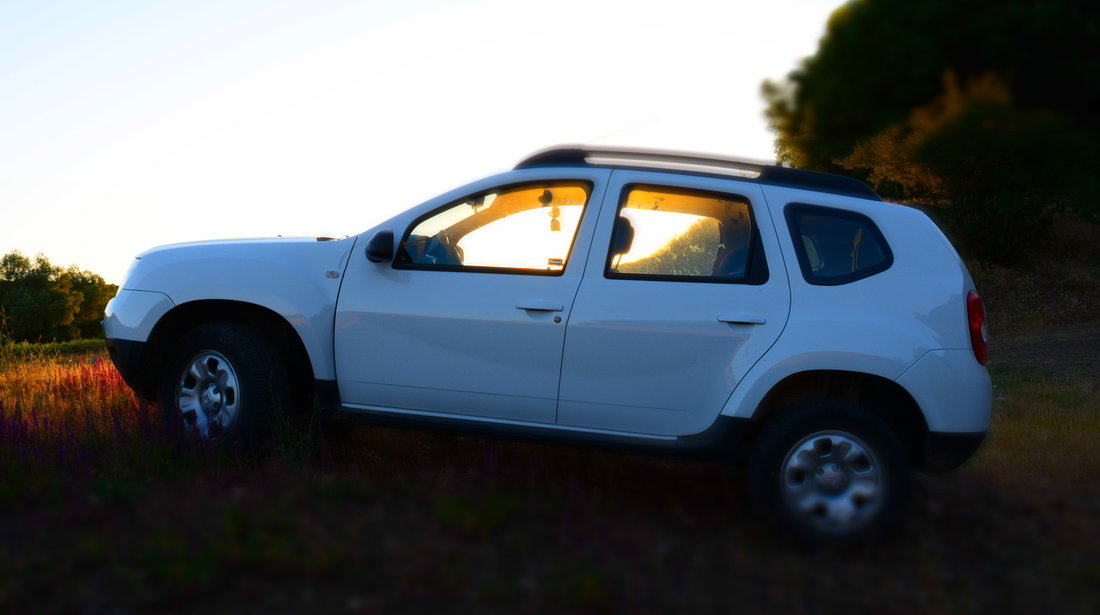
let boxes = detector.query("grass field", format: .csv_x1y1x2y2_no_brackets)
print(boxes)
1,341,1098,614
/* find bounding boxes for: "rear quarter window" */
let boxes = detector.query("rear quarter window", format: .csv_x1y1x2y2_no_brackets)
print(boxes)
786,204,893,286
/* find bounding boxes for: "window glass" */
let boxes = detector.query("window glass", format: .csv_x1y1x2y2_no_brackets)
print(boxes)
788,205,892,285
607,185,758,282
397,182,590,273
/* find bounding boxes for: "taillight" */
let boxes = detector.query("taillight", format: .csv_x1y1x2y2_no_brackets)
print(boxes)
967,290,988,365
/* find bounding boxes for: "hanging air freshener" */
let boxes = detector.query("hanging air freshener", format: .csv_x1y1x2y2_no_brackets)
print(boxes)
539,189,560,231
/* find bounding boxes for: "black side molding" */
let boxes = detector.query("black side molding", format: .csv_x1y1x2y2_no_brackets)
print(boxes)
330,405,751,460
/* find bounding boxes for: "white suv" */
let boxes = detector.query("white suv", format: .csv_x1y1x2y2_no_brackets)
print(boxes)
103,145,992,544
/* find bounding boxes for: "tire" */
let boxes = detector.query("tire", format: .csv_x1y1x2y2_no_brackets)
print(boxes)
748,399,911,548
157,322,290,449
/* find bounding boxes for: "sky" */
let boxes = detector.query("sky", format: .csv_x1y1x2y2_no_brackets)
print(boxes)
0,0,844,284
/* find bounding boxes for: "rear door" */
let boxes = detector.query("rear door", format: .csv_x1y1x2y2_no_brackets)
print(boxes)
557,170,790,436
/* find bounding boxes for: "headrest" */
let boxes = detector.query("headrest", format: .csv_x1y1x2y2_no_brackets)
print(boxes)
610,216,635,257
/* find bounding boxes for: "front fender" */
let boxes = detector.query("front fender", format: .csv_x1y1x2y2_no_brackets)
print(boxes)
122,238,352,380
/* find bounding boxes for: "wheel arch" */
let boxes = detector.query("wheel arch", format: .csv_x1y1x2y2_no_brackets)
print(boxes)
137,300,317,410
745,370,930,469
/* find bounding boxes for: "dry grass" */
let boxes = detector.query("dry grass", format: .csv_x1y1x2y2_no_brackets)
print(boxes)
0,348,1098,614
0,351,136,413
965,368,1100,485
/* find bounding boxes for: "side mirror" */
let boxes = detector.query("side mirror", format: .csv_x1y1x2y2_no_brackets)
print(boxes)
365,229,395,263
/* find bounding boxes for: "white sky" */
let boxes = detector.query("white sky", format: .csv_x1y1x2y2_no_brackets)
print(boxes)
0,0,842,284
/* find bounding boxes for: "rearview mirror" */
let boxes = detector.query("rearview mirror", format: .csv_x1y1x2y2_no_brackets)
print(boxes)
365,229,395,263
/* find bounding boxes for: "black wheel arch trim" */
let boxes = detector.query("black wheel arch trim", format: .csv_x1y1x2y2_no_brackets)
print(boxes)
106,337,150,398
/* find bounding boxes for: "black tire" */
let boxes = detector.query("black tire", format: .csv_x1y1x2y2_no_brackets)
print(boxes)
748,399,911,548
157,322,290,449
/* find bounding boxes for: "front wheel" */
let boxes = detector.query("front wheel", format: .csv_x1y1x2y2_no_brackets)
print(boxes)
158,322,290,448
749,400,911,547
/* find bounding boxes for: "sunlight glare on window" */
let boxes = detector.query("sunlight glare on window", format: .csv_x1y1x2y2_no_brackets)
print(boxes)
616,210,703,264
401,182,589,272
459,206,583,270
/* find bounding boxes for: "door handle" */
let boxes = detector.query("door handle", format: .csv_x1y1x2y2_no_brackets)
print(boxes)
717,313,767,325
516,300,564,312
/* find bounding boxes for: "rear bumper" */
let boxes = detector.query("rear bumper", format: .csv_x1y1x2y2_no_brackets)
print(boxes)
105,337,149,398
924,430,986,472
897,349,992,433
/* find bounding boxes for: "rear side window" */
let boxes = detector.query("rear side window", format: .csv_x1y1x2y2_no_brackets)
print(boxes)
605,185,768,284
786,204,892,285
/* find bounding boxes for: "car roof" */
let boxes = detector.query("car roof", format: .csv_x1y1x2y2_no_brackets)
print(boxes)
515,145,882,201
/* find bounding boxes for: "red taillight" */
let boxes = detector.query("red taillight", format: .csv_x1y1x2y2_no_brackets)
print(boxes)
967,290,988,365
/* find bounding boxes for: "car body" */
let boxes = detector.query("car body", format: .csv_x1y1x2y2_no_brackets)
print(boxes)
103,145,992,544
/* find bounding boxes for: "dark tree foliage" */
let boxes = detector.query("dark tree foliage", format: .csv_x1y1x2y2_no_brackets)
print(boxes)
763,0,1100,262
914,101,1096,262
0,251,117,342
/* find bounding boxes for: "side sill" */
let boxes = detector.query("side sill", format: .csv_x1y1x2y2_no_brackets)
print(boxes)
330,403,749,459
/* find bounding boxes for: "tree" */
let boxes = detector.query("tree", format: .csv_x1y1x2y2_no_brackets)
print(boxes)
68,266,119,339
617,218,720,277
0,251,117,342
763,0,1100,262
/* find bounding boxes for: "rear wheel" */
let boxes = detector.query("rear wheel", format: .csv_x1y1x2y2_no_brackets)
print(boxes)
749,399,910,547
158,322,289,448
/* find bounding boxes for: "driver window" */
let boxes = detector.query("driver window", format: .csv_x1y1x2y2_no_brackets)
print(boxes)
397,182,590,274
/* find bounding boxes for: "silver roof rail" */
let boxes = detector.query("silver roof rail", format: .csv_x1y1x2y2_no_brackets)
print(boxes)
515,144,881,201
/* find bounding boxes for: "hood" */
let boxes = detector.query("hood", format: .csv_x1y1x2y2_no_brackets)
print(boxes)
136,236,344,259
122,235,356,293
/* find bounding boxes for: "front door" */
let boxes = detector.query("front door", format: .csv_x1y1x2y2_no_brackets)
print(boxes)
335,171,609,423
